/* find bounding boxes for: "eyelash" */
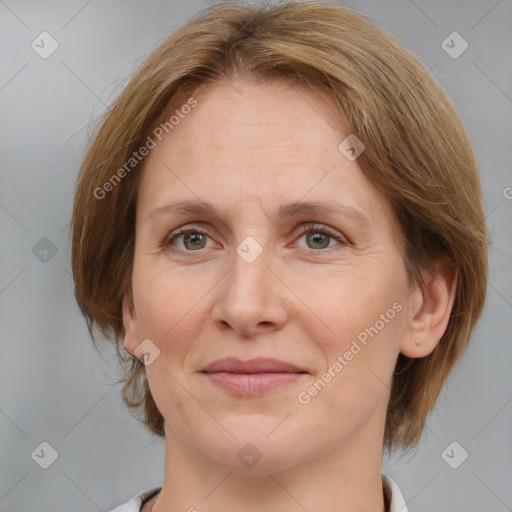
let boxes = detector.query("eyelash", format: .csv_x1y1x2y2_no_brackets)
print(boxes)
161,223,349,256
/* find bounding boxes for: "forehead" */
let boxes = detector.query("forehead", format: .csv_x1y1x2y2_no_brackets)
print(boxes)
147,79,346,168
136,79,395,231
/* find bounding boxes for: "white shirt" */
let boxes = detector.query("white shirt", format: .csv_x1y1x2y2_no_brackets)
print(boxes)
109,474,408,512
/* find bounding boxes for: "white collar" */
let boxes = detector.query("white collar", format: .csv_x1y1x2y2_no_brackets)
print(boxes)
110,474,408,511
383,474,408,512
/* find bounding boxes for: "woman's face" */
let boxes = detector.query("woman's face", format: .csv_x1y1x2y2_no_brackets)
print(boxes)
123,78,419,473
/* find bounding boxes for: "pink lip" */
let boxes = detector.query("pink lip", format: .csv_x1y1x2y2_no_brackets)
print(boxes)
202,357,306,374
201,357,308,396
204,372,305,395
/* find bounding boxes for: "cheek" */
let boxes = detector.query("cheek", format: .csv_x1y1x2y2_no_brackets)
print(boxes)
299,282,404,432
132,260,210,347
313,266,404,344
132,264,209,424
307,262,406,392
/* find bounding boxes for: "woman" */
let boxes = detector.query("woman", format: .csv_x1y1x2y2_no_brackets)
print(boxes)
71,1,488,511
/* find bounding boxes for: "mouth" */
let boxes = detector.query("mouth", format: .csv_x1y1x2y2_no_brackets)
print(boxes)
201,357,308,396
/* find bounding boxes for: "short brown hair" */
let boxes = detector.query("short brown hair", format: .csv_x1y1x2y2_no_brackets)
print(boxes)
71,0,488,453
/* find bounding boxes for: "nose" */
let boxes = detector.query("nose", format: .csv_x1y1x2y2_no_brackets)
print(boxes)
212,245,289,337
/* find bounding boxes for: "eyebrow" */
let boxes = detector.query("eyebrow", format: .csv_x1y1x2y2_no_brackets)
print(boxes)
146,199,371,228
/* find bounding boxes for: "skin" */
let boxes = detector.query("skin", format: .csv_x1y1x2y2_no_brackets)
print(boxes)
122,78,457,512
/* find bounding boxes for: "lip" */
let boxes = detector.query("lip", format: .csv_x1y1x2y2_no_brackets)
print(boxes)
202,357,306,374
201,357,308,396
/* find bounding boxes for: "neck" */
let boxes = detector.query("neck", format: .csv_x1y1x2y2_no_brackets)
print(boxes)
153,420,387,512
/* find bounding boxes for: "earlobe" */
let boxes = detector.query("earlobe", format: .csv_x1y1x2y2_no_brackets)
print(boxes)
122,292,141,357
400,257,458,358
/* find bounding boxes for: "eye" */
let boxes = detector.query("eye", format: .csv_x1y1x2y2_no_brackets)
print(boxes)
293,223,348,252
163,226,217,252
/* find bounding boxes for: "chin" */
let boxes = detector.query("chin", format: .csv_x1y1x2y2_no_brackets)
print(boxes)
193,424,313,476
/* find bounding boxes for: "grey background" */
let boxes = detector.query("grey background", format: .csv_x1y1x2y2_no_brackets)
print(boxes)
1,0,511,511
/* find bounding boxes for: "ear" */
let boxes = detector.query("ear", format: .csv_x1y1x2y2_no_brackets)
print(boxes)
122,290,143,358
400,256,458,358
